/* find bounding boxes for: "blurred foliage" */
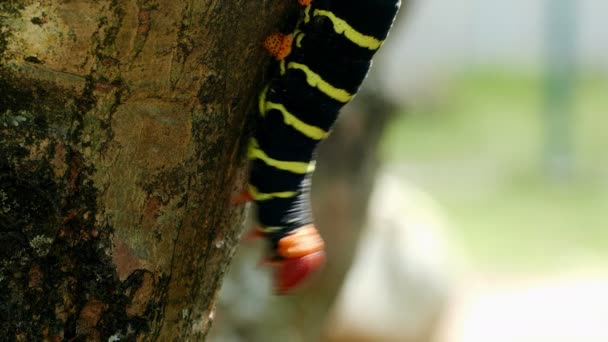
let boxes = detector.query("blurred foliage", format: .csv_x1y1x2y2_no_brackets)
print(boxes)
381,68,608,272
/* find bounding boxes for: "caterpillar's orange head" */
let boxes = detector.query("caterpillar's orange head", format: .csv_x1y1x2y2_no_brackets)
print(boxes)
298,0,312,6
274,225,325,294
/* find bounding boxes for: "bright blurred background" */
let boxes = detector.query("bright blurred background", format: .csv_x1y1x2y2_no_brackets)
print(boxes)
211,0,608,341
381,0,608,271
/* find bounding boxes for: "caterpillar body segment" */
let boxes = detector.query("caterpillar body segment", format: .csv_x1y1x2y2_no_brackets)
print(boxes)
244,0,400,293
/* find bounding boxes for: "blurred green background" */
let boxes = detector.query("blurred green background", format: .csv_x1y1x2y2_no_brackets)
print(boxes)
382,69,608,272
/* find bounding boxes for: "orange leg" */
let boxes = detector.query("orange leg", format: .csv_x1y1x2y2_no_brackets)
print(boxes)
264,33,294,61
231,190,253,204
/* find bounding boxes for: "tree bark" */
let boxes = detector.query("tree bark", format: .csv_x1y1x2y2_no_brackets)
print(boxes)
0,1,291,340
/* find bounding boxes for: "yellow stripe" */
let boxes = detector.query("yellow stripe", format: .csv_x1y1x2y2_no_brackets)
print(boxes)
295,31,305,48
303,5,311,23
259,226,284,233
265,101,328,140
248,139,316,174
248,185,298,201
258,84,269,116
313,9,383,50
287,62,352,103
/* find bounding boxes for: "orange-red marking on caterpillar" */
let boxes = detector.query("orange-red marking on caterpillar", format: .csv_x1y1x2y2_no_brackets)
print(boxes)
274,224,325,294
277,225,324,258
275,249,325,294
298,0,312,6
241,224,326,294
264,33,294,61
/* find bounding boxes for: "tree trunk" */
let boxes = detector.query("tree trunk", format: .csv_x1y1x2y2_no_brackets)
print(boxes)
0,1,291,340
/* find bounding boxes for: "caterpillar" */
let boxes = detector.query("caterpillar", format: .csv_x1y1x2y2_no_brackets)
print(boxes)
236,0,400,294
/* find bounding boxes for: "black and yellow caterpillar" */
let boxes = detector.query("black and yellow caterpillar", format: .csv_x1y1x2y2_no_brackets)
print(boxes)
242,0,400,293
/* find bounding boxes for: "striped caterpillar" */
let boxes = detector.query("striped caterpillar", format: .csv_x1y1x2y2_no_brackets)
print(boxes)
235,0,400,293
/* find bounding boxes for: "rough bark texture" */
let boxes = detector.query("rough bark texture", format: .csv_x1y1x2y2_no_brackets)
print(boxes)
0,1,293,340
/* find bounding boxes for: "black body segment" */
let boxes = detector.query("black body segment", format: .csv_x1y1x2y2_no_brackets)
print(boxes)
248,0,400,235
315,0,401,39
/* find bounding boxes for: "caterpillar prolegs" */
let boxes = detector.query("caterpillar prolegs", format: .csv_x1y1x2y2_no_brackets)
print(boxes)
237,0,400,293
